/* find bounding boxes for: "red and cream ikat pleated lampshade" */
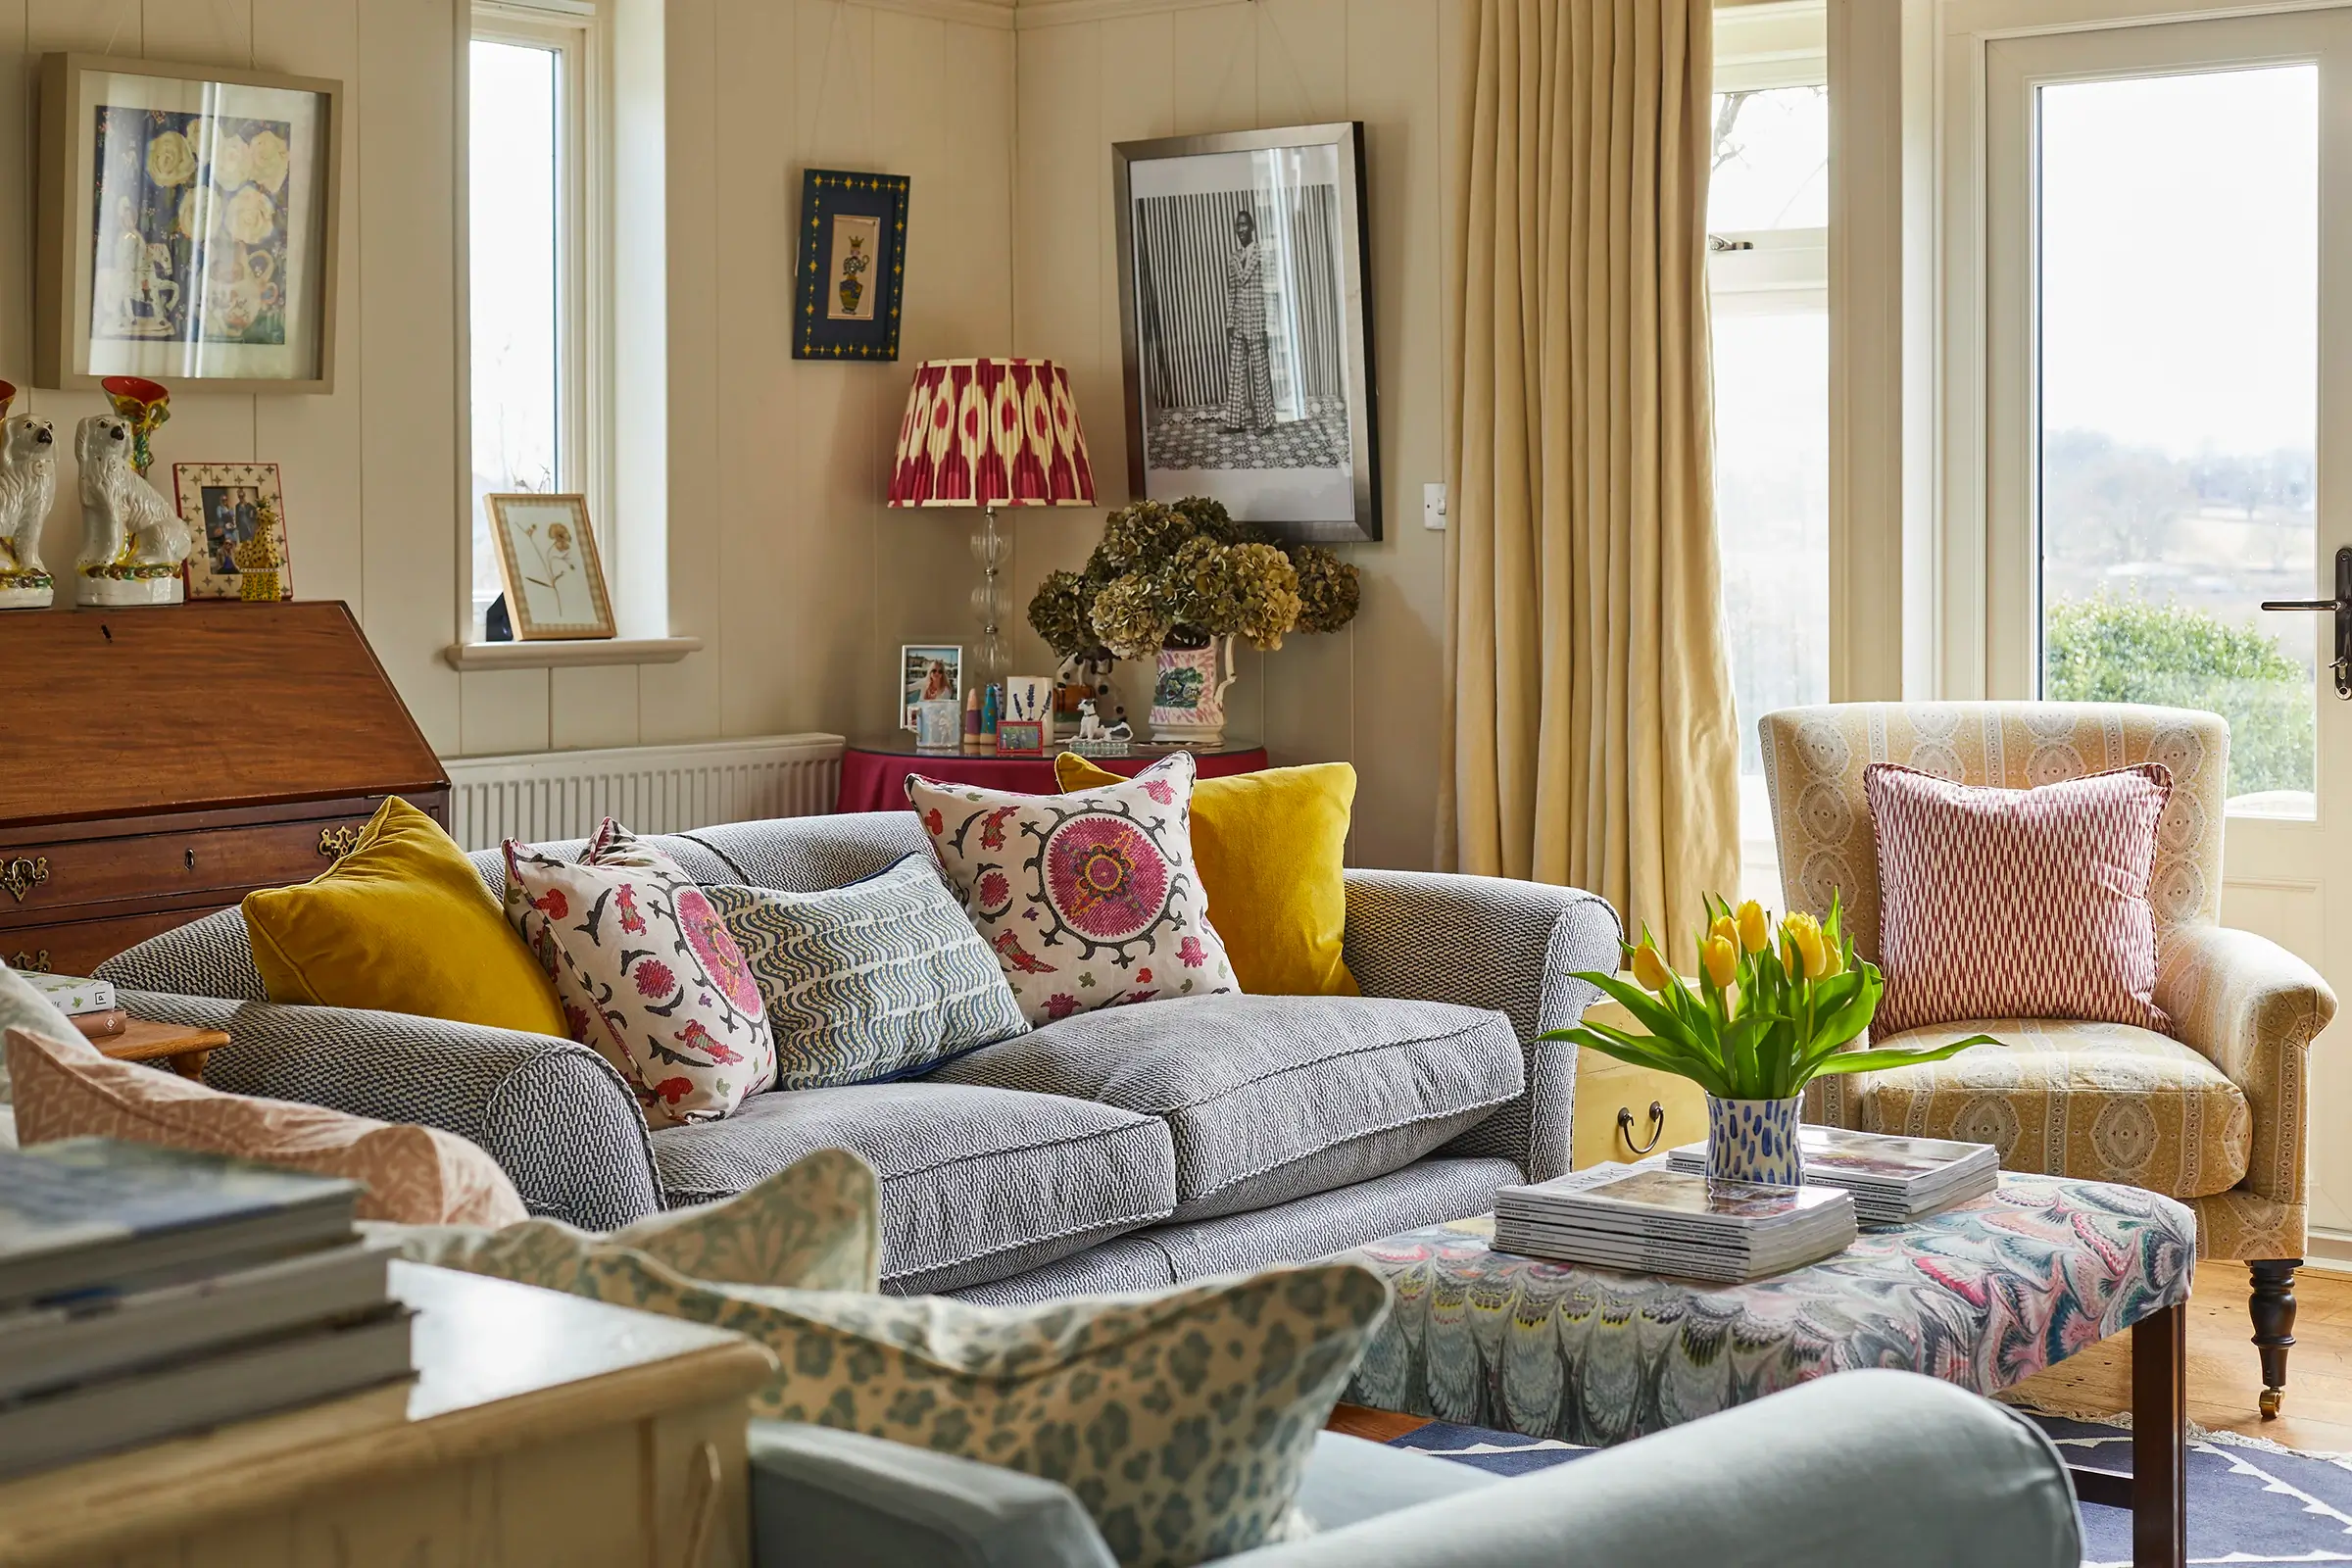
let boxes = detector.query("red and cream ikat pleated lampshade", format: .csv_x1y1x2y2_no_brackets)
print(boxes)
887,358,1095,510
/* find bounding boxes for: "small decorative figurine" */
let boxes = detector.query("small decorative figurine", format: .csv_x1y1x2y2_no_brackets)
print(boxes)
0,413,59,610
75,414,191,607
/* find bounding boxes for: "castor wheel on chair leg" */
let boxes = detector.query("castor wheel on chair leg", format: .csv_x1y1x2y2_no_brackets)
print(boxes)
2261,1386,2282,1419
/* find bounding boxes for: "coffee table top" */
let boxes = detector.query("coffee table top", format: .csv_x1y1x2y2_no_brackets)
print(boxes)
1340,1172,2194,1446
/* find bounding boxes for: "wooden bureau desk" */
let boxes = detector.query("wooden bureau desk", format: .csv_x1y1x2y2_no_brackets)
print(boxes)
0,602,448,976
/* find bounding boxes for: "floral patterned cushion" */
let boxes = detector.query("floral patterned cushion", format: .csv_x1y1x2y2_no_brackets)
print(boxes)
505,818,774,1128
908,752,1237,1025
411,1209,1389,1568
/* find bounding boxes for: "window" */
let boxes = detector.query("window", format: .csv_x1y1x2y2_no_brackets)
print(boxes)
468,2,604,636
1710,14,1828,901
2033,66,2318,814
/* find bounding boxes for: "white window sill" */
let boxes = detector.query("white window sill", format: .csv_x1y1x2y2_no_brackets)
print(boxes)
442,636,704,671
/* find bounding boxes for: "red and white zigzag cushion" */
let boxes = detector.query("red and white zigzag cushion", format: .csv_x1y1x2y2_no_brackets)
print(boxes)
1865,761,2173,1037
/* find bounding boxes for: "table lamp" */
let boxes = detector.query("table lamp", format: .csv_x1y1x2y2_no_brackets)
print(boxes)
888,358,1095,681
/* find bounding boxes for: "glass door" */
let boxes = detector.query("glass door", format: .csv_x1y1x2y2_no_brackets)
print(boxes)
1985,11,2352,1233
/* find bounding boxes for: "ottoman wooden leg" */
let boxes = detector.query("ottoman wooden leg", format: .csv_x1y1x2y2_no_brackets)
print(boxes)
2250,1259,2300,1419
2134,1302,2187,1568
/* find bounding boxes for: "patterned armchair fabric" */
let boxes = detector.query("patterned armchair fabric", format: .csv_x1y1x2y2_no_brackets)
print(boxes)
1761,702,2335,1260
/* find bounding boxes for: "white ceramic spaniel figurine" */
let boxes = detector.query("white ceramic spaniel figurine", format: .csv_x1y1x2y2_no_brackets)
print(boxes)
75,414,190,605
0,416,58,609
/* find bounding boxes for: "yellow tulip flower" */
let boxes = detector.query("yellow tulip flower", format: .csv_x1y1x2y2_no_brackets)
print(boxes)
1736,900,1770,954
1631,938,1675,993
1701,934,1739,990
1783,912,1830,981
1710,913,1737,950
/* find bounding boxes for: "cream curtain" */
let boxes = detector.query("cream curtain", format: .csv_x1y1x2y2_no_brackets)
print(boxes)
1440,0,1740,947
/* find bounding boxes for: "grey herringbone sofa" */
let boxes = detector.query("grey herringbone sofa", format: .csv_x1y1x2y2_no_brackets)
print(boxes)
97,811,1620,1303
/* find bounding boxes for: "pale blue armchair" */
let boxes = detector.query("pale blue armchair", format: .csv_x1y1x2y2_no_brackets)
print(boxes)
745,1370,2081,1568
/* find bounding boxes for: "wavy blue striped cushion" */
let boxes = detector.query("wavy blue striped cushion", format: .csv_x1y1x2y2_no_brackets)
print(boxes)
708,857,1029,1091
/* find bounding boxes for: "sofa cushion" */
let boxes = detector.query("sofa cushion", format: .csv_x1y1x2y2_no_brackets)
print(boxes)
6,1025,527,1226
505,819,777,1127
930,994,1525,1221
650,1081,1177,1293
707,858,1028,1091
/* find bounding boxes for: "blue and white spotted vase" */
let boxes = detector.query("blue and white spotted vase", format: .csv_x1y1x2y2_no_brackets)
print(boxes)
1704,1094,1805,1192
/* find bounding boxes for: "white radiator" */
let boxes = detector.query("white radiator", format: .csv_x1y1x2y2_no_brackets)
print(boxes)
442,734,846,852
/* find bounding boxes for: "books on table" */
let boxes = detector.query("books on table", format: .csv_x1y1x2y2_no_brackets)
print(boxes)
20,973,115,1018
1494,1162,1858,1284
0,1139,413,1478
1666,1126,1999,1223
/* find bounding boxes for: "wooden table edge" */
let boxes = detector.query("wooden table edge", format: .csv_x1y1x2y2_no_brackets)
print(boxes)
0,1332,775,1564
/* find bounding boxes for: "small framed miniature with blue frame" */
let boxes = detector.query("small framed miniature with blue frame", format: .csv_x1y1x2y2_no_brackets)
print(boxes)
793,169,910,361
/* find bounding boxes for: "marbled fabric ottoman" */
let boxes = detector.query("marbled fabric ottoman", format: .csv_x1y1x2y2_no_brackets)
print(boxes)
1339,1172,2194,1446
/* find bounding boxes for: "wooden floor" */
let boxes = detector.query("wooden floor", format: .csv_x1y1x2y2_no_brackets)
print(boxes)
1330,1261,2352,1452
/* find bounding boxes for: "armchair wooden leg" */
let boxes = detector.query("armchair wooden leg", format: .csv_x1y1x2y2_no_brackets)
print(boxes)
2250,1259,2301,1419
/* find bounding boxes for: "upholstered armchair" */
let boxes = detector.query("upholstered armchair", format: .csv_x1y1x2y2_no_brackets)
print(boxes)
1761,702,2336,1415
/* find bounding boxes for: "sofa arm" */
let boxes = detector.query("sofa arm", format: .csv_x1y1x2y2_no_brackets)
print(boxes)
116,989,662,1229
2157,922,2338,1208
1227,1372,2080,1568
747,1423,1119,1568
1343,870,1622,1182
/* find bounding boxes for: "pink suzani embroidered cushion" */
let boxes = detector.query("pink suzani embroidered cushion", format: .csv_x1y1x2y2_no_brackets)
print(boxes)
908,752,1237,1025
505,820,775,1127
1865,761,2173,1036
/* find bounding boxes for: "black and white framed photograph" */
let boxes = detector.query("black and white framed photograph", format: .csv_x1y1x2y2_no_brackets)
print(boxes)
1113,122,1379,542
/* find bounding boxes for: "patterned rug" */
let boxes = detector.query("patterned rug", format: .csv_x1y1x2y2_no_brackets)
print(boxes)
1389,1413,2352,1567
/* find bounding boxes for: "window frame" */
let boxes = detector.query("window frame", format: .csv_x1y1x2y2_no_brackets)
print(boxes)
464,0,614,636
1712,10,1830,903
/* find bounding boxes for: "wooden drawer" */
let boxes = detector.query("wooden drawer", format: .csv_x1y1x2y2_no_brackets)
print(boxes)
1572,1054,1710,1170
3,904,236,977
0,814,372,921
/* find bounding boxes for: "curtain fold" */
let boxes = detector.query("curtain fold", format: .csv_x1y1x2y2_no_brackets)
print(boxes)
1440,0,1740,948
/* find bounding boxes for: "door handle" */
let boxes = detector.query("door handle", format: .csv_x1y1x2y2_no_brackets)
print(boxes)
2263,545,2352,698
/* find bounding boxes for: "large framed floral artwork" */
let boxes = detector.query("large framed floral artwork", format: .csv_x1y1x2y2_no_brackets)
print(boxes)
35,54,342,392
792,169,910,361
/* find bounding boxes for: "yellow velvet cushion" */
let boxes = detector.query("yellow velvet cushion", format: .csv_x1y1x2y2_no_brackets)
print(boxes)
1055,754,1358,996
242,797,567,1036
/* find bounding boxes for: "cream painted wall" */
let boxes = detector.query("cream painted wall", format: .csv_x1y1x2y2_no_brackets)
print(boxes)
0,0,1013,759
1006,0,1464,870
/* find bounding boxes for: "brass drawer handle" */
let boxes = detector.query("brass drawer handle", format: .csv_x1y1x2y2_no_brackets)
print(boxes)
9,949,52,973
0,857,49,904
1617,1101,1666,1156
318,825,360,859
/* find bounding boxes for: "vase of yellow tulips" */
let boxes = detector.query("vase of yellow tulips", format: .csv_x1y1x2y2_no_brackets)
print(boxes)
1544,894,1996,1192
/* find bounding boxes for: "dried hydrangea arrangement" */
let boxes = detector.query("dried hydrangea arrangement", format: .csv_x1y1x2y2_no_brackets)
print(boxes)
1027,497,1360,663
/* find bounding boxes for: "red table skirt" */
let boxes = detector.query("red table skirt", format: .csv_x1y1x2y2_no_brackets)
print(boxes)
836,745,1271,812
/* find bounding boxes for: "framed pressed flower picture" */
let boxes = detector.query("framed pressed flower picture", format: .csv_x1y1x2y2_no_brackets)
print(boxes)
35,53,343,391
485,494,615,640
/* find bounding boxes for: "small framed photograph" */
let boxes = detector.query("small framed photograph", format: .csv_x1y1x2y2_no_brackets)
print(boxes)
902,644,962,730
37,53,343,391
997,719,1046,756
172,461,291,600
793,170,910,361
485,494,614,640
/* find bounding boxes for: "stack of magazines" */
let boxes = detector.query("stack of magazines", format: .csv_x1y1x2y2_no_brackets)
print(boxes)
1494,1162,1857,1283
0,1139,411,1478
1667,1126,1999,1223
